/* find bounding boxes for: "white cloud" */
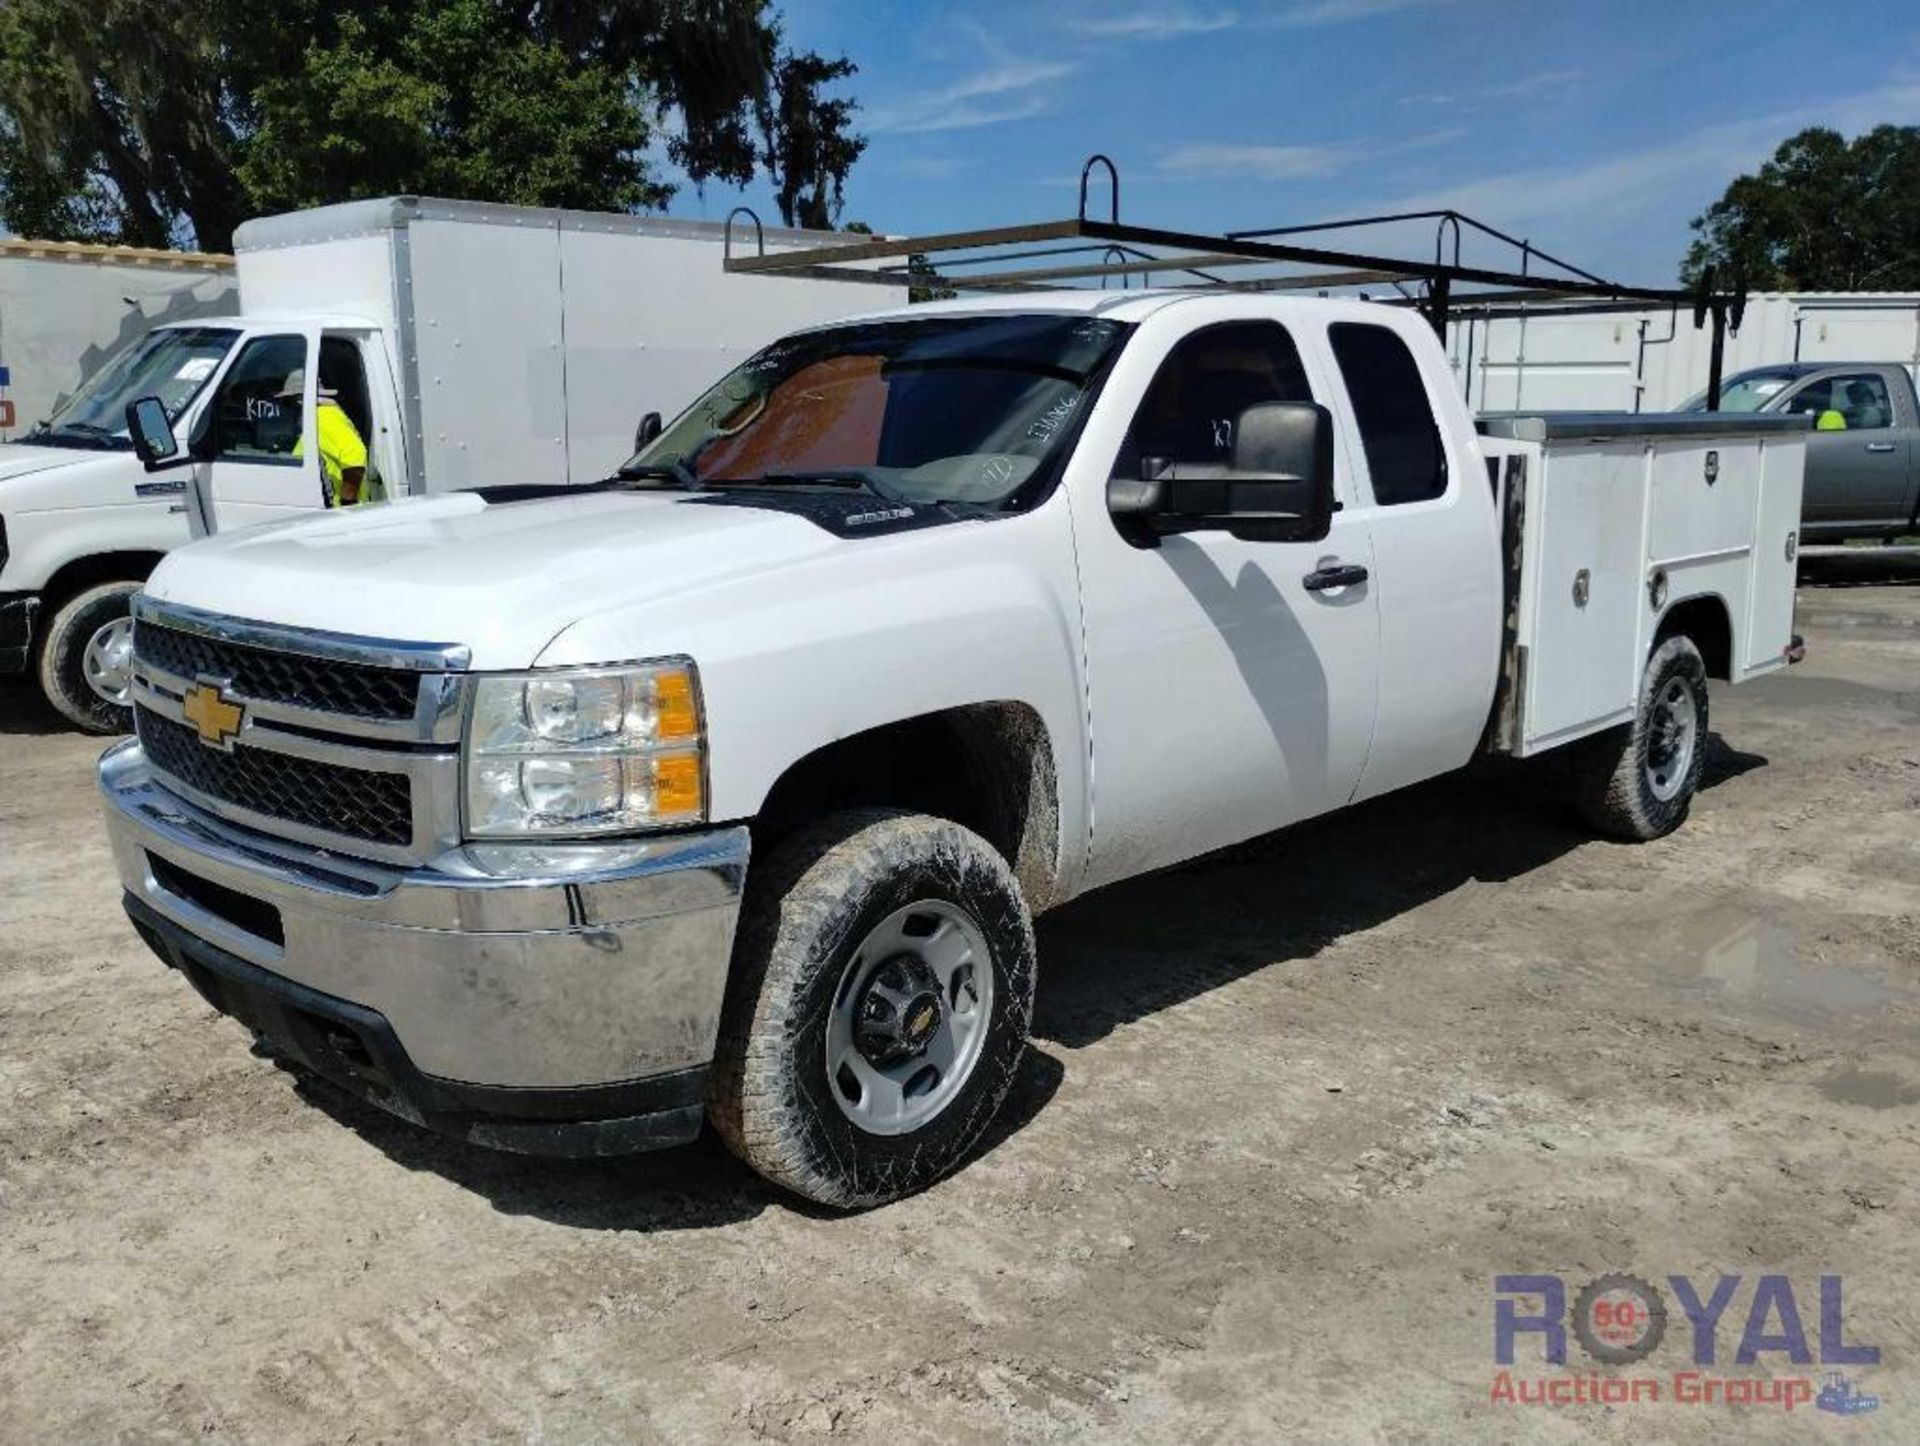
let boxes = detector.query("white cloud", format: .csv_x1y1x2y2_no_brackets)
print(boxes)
1401,67,1582,110
1270,0,1460,25
1154,127,1465,182
1362,73,1920,276
1071,7,1240,39
1383,78,1920,235
1157,142,1350,180
865,29,1076,135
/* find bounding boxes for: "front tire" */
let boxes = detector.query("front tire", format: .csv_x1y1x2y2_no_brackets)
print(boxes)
37,581,140,734
709,810,1037,1208
1571,634,1708,841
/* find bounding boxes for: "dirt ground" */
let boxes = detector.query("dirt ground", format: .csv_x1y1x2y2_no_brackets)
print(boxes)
2,562,1918,1443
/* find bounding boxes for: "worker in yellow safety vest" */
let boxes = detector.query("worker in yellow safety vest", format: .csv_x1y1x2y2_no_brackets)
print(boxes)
283,368,374,506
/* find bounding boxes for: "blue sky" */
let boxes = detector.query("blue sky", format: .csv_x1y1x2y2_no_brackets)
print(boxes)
665,0,1920,287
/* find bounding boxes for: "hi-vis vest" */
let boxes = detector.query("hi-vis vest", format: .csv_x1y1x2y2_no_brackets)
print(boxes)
294,399,370,505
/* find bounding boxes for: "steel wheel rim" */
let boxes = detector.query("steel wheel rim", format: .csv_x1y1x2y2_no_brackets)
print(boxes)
82,615,135,706
1644,676,1697,802
825,899,994,1137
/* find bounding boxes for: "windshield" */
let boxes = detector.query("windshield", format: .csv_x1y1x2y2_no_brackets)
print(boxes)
30,326,239,448
1677,368,1799,414
624,313,1129,506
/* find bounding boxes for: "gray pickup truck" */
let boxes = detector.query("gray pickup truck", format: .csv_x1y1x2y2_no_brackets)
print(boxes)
1682,362,1920,541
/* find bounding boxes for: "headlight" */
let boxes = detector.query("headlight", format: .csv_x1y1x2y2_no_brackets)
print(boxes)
463,660,706,837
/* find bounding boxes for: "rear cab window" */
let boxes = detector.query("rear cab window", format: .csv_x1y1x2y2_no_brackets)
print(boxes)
1328,322,1448,506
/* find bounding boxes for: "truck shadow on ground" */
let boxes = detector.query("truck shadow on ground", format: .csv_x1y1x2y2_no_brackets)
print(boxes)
234,735,1759,1227
286,1041,1068,1232
0,678,80,736
1030,738,1765,1051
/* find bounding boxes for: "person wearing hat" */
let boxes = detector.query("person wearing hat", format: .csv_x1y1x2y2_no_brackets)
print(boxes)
283,365,372,507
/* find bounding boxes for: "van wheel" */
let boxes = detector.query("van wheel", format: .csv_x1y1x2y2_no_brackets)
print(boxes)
1571,634,1708,841
37,581,141,734
709,809,1036,1209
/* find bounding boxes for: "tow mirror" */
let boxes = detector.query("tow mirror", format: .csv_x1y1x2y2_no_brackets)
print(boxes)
634,411,663,449
1108,401,1335,543
125,396,182,471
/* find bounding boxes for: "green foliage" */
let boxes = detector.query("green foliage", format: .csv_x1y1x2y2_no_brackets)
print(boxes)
0,0,864,251
1684,125,1920,290
236,1,668,215
762,49,863,230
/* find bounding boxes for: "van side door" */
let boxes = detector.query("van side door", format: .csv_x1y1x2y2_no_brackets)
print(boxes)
1066,304,1380,889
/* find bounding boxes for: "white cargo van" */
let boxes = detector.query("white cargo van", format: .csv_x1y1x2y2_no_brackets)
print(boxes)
0,198,865,731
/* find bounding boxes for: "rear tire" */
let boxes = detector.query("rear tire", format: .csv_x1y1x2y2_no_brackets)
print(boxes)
1571,634,1708,841
37,581,140,734
709,809,1036,1208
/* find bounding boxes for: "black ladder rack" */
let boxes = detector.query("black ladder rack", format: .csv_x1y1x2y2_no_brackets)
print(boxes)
722,153,1750,408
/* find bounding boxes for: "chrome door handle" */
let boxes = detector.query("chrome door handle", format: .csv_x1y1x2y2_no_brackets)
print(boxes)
1864,441,1897,453
1303,563,1369,592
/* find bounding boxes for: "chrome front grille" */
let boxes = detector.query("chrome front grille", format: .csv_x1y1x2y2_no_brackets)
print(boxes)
136,706,415,846
136,622,420,721
129,597,470,865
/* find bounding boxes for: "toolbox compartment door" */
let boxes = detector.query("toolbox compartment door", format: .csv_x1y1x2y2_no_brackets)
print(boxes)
1516,441,1646,750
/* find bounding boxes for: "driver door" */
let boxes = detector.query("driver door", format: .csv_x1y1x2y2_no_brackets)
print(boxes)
1068,310,1380,889
189,330,329,536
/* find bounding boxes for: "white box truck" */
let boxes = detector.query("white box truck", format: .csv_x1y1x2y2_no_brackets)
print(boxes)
99,288,1808,1208
0,237,236,442
0,197,867,731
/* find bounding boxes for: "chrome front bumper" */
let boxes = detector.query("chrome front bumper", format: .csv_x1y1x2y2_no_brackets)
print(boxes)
101,740,748,1146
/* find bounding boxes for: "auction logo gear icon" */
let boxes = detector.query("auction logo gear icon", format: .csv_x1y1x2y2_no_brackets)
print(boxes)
1573,1273,1669,1364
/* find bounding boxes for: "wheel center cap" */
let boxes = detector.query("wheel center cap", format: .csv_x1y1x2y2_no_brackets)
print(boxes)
855,956,945,1066
899,991,943,1050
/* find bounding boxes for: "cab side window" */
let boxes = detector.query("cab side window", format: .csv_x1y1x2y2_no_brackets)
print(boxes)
1786,373,1893,430
1117,320,1314,479
1329,322,1447,504
210,335,306,464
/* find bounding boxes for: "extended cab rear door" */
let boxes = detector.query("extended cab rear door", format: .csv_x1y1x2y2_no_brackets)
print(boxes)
1067,300,1380,889
1323,318,1501,803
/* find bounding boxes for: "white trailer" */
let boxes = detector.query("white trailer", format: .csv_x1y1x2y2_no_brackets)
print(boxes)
0,238,235,440
1449,292,1920,413
0,197,873,731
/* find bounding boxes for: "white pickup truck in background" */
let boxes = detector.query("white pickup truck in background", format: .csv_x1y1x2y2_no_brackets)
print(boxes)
0,197,863,732
99,290,1806,1206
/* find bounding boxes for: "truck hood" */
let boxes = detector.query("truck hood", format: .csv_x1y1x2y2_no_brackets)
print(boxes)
0,442,99,485
143,489,859,668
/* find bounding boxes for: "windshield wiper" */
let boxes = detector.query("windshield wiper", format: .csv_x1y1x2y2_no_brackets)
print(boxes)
748,469,912,505
32,421,126,450
614,459,699,488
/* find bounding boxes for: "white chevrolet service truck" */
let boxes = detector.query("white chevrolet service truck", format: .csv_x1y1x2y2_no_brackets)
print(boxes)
0,197,857,732
99,291,1806,1206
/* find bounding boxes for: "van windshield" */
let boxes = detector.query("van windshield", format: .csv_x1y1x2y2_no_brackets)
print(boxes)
30,326,239,449
624,313,1128,507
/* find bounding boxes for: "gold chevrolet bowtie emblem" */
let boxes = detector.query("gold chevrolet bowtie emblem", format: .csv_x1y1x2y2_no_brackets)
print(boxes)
181,680,245,750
